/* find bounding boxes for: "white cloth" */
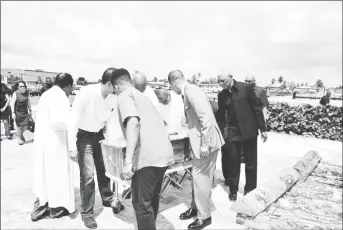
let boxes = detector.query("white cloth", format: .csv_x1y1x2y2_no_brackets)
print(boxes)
103,94,124,144
157,91,185,134
33,86,75,213
69,84,112,151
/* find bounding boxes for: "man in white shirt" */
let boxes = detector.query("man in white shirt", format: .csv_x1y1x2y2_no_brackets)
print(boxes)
132,71,160,110
155,87,185,134
69,68,119,229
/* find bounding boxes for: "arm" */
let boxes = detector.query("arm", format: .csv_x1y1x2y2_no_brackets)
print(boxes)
124,117,140,164
215,92,226,133
186,85,214,148
247,85,267,133
1,94,11,111
27,95,32,115
10,92,16,113
68,89,87,152
117,93,140,165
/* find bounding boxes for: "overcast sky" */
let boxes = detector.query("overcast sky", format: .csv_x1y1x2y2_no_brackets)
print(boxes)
1,1,342,86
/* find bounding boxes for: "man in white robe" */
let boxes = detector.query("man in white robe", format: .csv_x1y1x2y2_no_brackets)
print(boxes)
31,73,76,221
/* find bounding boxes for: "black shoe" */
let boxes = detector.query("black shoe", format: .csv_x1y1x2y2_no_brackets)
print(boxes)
82,216,97,229
229,192,237,202
224,179,229,187
188,217,212,230
244,190,253,196
102,202,125,210
179,208,197,220
49,207,70,219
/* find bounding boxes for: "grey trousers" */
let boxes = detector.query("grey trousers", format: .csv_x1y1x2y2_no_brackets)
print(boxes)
190,150,218,220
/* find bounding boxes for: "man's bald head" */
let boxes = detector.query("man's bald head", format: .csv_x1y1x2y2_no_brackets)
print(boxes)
156,88,171,104
245,75,256,85
217,73,234,89
132,71,147,92
168,70,185,95
168,70,184,83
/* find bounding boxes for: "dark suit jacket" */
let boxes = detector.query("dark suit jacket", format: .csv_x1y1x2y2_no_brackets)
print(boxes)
254,86,269,108
216,80,267,141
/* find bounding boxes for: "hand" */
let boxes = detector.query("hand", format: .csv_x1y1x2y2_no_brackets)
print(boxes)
0,108,4,113
28,110,32,116
200,146,210,158
12,113,16,121
261,132,268,143
69,150,79,163
120,162,134,181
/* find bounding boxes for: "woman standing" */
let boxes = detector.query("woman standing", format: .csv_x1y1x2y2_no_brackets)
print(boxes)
1,83,13,140
11,80,32,145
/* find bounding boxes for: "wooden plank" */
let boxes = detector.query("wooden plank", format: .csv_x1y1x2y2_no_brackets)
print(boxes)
292,150,322,181
231,168,299,217
236,161,342,230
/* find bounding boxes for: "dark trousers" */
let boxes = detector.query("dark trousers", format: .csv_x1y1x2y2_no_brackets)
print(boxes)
31,198,69,221
221,137,257,194
131,166,167,230
76,129,114,217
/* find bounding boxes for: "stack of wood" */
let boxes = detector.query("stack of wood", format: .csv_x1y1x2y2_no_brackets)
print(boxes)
266,103,343,141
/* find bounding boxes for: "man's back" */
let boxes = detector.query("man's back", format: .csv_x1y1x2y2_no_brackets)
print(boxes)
184,83,224,158
117,87,174,170
320,95,330,106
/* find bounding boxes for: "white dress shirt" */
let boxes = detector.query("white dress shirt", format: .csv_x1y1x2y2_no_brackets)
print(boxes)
69,84,112,151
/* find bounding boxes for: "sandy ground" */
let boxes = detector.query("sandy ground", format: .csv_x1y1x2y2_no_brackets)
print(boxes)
1,95,342,229
1,123,342,229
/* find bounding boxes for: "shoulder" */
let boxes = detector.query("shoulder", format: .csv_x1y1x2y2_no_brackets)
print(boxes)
186,83,202,94
118,87,136,102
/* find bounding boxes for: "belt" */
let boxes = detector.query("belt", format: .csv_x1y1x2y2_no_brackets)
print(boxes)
78,128,103,136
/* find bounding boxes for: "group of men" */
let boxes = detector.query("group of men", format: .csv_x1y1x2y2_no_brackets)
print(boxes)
31,68,269,230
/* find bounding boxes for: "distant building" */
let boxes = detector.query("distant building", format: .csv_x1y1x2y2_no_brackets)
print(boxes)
147,81,169,89
293,86,325,99
1,68,59,94
198,83,222,93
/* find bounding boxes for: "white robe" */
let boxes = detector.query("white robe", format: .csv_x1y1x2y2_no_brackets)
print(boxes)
33,86,75,213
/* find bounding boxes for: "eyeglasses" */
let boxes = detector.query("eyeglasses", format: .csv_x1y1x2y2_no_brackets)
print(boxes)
245,80,252,83
19,86,26,88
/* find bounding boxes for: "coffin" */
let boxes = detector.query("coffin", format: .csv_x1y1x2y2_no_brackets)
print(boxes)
100,127,190,181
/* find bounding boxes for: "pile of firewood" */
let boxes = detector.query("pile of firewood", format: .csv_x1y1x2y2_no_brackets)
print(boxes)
266,103,343,141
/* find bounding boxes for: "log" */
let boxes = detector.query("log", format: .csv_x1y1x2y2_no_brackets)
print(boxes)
231,168,299,217
236,161,342,229
292,150,322,181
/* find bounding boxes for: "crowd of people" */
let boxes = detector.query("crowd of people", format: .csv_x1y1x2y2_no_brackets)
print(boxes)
0,78,53,143
1,68,270,230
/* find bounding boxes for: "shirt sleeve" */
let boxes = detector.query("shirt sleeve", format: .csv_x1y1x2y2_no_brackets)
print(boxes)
68,88,87,151
117,92,140,127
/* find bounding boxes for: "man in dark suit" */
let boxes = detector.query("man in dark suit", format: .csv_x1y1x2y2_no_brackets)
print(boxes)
217,73,268,201
245,75,269,119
